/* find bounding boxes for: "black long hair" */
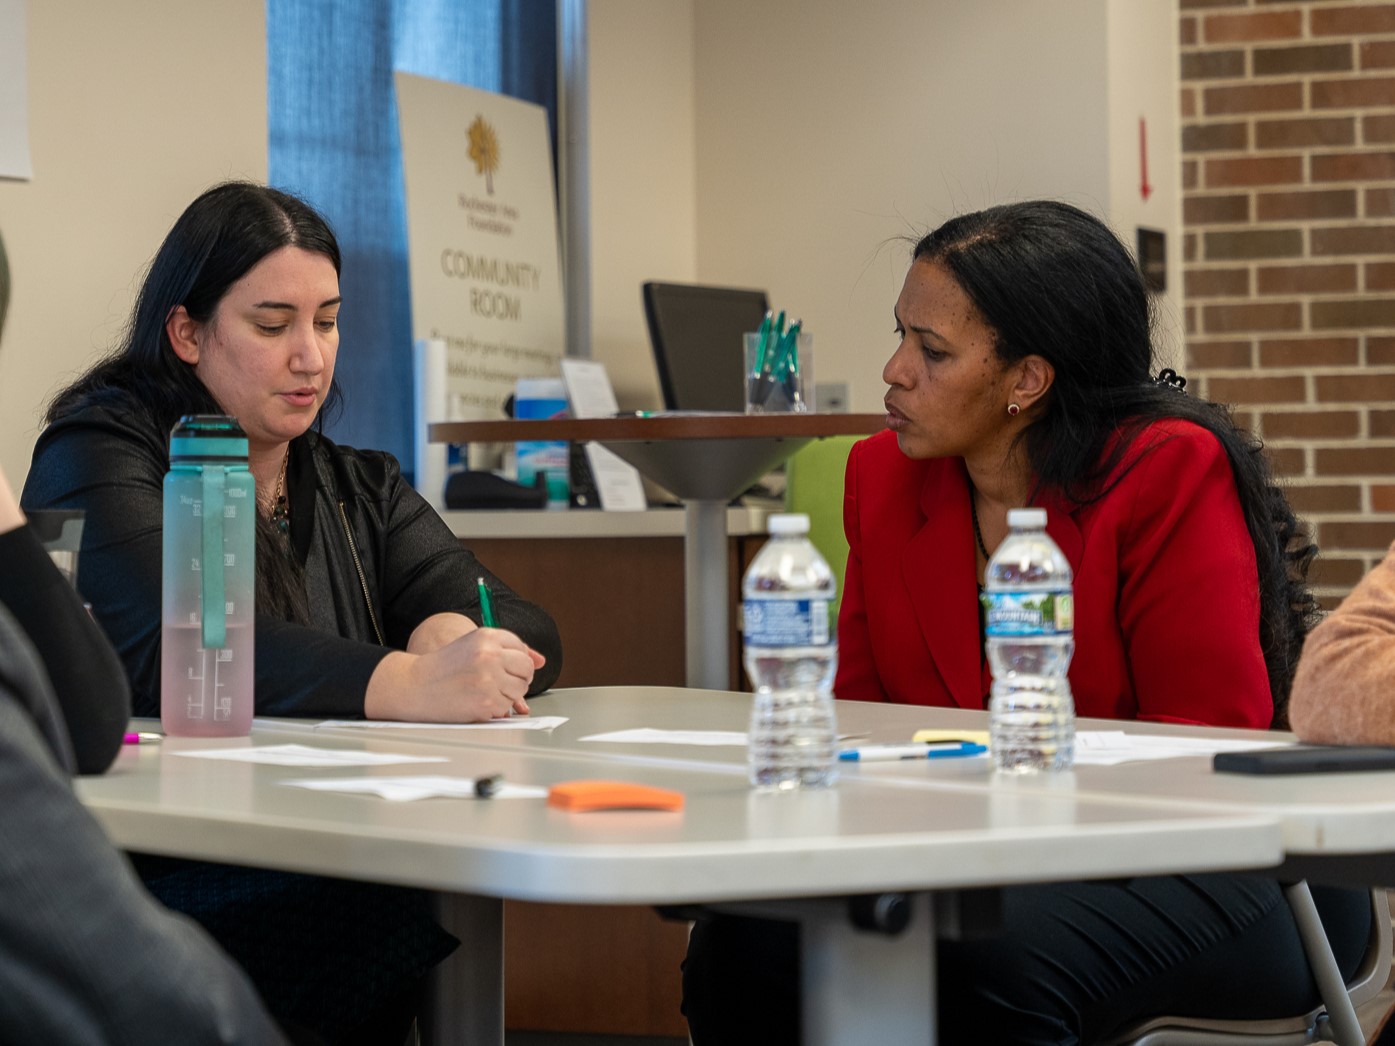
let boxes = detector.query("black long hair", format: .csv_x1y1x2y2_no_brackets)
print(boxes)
46,181,343,624
915,200,1317,725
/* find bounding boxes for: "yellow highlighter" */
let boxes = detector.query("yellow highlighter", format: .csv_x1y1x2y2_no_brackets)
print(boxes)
914,728,992,747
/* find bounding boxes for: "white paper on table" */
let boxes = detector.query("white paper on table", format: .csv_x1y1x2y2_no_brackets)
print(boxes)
580,728,748,746
1073,731,1291,766
281,775,549,802
314,716,568,731
169,744,449,767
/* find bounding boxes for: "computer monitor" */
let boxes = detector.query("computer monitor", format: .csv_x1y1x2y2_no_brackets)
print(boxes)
642,281,769,412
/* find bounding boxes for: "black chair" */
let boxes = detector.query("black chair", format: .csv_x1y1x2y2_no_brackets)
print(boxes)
1108,885,1390,1046
641,281,768,412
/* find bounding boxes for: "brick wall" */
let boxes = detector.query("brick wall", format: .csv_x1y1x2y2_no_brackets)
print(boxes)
1179,0,1395,607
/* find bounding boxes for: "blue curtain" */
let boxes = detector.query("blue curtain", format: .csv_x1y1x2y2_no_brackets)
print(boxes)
267,0,557,479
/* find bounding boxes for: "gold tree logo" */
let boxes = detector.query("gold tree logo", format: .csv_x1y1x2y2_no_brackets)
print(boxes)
467,115,500,195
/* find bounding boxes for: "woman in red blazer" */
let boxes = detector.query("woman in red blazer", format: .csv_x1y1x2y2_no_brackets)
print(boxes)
684,201,1368,1046
837,421,1272,724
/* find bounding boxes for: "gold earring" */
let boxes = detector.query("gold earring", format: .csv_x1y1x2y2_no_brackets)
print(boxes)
1007,403,1021,416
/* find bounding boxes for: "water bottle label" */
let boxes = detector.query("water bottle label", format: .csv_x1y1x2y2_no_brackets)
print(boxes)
982,590,1074,637
743,598,833,647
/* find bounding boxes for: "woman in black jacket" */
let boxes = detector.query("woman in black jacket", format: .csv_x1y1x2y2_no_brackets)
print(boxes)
25,181,561,721
22,182,565,1044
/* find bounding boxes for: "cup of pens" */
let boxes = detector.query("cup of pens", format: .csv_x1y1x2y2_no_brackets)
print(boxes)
744,312,811,414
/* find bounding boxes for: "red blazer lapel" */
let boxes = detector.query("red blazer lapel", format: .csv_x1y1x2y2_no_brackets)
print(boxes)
903,460,984,709
1038,487,1084,571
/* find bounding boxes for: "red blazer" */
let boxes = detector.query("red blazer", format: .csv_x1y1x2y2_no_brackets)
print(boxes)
834,422,1273,727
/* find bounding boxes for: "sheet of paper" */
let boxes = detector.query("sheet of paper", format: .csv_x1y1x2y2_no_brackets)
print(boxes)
1073,731,1290,766
557,360,647,511
560,358,620,418
580,728,748,746
282,775,548,802
314,716,568,731
170,744,449,767
583,442,647,511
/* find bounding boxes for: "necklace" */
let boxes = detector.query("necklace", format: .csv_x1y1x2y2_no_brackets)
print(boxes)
968,487,990,561
265,451,289,537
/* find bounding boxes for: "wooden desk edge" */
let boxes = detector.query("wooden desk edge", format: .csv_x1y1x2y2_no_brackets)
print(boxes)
429,413,885,443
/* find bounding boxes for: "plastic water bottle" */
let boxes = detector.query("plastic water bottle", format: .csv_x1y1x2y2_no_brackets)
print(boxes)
983,508,1075,773
161,415,256,737
743,513,839,790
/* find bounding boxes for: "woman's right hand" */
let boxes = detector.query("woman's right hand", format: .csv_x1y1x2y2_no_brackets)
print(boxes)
363,627,545,722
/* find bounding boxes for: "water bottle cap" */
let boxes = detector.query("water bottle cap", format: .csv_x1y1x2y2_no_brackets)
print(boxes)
169,414,249,464
1007,507,1047,529
767,513,811,536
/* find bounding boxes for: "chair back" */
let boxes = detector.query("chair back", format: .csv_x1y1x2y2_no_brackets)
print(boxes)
784,436,859,603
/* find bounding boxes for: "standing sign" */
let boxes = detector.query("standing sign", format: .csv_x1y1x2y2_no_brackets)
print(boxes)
396,72,565,504
0,0,32,180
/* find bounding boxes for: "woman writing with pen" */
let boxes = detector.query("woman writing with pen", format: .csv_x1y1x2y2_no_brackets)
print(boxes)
23,181,563,1043
683,200,1370,1045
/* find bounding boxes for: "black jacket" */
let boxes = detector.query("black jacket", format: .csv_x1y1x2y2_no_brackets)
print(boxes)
23,398,563,718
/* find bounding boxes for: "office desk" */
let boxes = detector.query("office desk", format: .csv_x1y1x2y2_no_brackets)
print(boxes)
81,720,1282,1046
430,414,883,689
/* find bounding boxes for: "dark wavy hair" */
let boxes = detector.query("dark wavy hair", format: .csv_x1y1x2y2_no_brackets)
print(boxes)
46,181,343,624
915,200,1317,725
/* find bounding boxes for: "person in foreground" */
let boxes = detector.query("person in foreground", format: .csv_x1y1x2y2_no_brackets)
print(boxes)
0,231,286,1042
682,200,1370,1045
22,181,562,1043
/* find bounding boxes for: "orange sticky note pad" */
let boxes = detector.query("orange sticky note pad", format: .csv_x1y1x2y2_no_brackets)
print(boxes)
547,780,685,812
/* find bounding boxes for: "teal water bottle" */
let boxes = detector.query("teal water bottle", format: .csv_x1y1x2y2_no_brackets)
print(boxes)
161,415,256,736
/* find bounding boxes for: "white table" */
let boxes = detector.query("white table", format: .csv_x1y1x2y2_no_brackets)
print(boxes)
82,717,1283,1046
301,687,1395,873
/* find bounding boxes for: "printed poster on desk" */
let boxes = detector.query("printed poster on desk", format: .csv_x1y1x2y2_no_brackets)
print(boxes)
396,72,564,503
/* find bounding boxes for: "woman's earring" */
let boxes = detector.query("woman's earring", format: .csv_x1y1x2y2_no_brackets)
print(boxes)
1007,403,1021,416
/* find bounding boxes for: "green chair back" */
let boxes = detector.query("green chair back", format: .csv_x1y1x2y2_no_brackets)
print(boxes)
783,435,860,605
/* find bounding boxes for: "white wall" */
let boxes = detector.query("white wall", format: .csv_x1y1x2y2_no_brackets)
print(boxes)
586,0,698,410
585,0,1182,414
0,0,266,487
1106,0,1184,369
1,0,1182,481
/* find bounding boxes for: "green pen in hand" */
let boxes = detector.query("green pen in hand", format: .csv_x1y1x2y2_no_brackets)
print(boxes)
477,576,496,627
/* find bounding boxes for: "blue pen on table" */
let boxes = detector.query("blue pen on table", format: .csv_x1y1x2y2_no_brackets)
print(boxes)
477,576,496,628
838,741,988,762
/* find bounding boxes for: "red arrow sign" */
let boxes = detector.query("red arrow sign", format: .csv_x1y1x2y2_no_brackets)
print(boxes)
1139,117,1152,202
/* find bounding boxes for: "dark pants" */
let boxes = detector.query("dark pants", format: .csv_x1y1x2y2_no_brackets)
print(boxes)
682,875,1371,1046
